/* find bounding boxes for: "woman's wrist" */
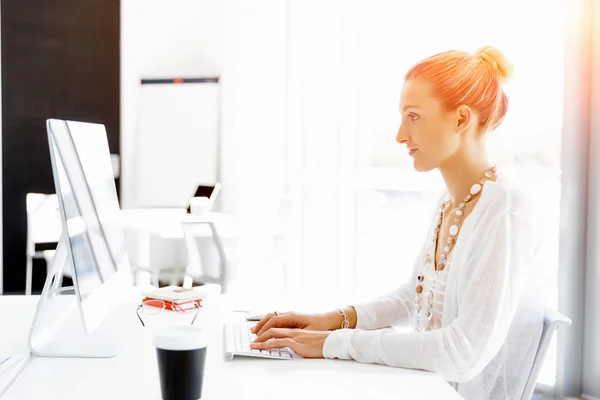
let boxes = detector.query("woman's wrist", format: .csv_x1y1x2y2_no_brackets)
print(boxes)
323,306,357,330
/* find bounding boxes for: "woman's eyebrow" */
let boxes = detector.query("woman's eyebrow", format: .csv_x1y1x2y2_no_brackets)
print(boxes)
401,105,420,112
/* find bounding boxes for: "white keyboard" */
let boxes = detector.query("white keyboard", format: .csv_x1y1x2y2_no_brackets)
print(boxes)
224,323,293,361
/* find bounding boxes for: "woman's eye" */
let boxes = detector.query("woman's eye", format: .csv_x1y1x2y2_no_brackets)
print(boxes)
409,114,419,121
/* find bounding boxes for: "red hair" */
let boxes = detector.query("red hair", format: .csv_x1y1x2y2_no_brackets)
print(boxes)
405,46,513,133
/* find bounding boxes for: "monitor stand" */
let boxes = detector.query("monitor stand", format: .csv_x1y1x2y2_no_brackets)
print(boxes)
28,236,136,358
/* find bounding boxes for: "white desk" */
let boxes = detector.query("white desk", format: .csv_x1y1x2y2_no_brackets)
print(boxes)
0,295,461,400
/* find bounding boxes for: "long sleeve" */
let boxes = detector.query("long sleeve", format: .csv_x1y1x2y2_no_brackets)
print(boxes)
351,249,424,330
323,188,540,383
350,194,444,331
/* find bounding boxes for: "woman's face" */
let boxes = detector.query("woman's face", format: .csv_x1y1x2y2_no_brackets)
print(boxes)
396,78,466,172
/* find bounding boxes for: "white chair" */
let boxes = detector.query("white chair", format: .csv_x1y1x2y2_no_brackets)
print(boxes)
126,228,189,288
521,309,572,400
123,208,238,292
181,218,231,293
25,193,62,295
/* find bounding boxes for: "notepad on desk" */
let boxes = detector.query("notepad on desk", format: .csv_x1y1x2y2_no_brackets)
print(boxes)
141,286,204,311
141,286,204,303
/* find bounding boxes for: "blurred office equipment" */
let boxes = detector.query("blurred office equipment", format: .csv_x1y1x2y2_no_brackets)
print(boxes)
130,78,220,209
28,119,133,359
25,164,120,295
25,194,62,296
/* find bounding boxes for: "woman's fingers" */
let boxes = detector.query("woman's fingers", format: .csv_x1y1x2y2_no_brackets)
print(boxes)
251,331,330,358
255,316,280,336
253,327,300,343
256,315,296,336
251,312,278,334
250,338,296,351
251,311,292,334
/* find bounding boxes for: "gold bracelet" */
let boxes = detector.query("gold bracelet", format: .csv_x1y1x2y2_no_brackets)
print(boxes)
336,308,350,329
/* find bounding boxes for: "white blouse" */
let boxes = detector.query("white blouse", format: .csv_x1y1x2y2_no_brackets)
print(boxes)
416,248,451,331
322,175,547,400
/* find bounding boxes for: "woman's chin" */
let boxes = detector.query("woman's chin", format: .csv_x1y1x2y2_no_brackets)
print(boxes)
412,160,435,172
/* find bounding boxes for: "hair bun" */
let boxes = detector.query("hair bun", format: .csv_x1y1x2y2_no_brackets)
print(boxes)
475,46,513,83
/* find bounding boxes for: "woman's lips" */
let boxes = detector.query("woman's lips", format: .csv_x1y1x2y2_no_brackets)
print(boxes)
409,148,418,156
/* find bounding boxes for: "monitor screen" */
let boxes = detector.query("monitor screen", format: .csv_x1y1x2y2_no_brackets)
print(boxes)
48,120,128,301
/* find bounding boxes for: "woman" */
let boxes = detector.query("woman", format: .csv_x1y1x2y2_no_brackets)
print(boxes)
251,46,546,400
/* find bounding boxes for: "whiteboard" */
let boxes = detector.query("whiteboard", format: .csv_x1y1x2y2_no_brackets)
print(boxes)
132,81,219,208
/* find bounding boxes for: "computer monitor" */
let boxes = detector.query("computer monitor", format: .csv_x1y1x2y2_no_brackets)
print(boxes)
29,119,133,358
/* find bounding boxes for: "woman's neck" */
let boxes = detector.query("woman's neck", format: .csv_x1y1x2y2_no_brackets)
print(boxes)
438,146,492,207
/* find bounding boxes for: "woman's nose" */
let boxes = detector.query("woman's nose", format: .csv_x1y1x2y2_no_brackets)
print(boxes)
396,123,408,144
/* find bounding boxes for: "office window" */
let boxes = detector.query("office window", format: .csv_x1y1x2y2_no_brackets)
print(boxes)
284,0,564,386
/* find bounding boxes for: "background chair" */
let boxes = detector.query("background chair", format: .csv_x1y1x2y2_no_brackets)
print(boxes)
125,226,189,288
521,309,572,400
181,218,232,293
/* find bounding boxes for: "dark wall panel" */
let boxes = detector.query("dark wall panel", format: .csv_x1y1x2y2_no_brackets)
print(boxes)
1,0,120,292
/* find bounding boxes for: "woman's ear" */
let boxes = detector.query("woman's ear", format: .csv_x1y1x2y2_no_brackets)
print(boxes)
455,105,472,133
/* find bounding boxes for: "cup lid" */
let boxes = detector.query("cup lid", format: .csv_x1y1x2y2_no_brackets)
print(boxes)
153,325,207,351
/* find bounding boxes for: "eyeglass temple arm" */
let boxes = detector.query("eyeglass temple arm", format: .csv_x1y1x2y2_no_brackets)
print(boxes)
191,303,200,325
136,304,146,327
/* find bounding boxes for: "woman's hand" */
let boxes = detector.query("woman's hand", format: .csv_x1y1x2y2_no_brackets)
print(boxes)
250,328,331,358
251,311,336,336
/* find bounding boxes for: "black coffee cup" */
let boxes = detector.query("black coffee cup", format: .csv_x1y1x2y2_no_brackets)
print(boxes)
153,325,208,400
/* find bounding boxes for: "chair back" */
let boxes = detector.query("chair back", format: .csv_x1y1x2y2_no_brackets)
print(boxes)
520,309,572,400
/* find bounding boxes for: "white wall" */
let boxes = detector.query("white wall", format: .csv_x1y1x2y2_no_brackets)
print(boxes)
121,0,225,209
121,0,289,287
219,0,287,219
219,0,288,287
121,0,287,216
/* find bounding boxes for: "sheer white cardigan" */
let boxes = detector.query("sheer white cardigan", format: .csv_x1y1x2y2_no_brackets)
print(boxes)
323,175,547,400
